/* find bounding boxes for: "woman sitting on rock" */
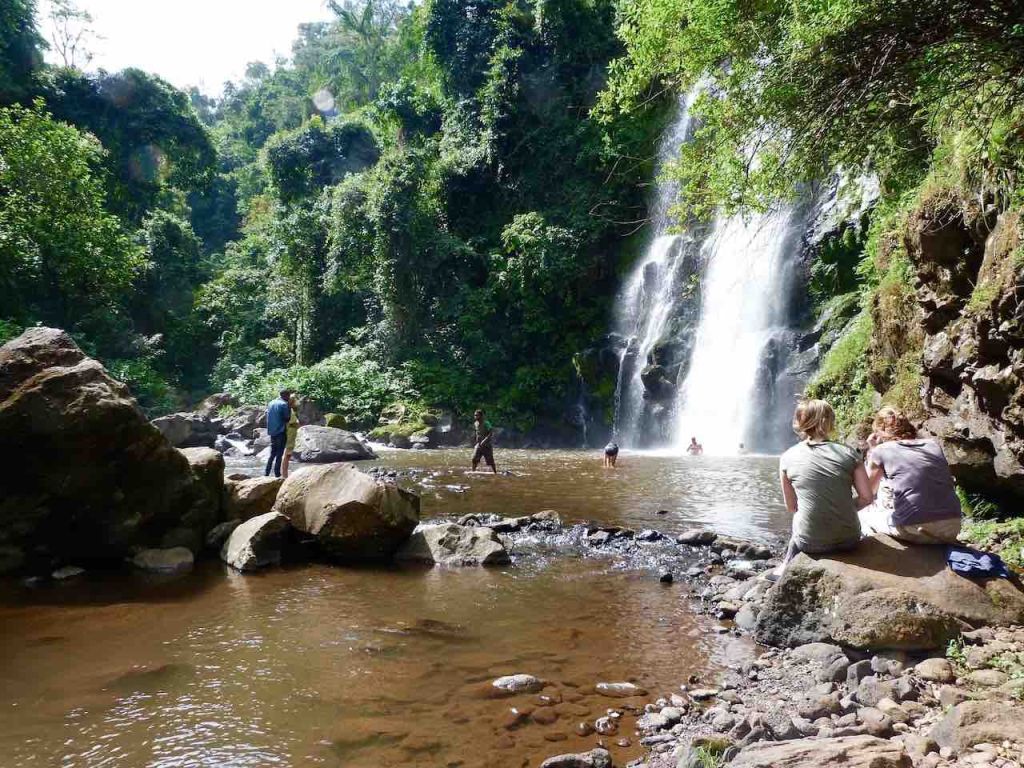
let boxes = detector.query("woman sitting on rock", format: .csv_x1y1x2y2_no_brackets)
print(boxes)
859,406,962,544
776,399,872,573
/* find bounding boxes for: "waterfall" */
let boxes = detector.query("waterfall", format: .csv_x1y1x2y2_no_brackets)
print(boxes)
672,205,807,454
611,86,818,453
611,91,705,447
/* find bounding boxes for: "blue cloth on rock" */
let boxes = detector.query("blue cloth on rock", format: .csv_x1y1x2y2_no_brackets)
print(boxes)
947,545,1010,579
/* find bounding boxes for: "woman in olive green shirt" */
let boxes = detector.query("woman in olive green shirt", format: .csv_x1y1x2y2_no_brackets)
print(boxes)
282,394,300,479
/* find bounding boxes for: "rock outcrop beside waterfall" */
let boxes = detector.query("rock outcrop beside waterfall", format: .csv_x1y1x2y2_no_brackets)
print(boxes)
0,328,225,572
897,197,1024,504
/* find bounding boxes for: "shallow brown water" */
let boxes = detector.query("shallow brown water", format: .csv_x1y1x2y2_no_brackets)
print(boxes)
0,450,790,768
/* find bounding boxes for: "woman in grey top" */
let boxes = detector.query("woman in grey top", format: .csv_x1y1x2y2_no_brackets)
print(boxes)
859,406,962,544
777,399,872,570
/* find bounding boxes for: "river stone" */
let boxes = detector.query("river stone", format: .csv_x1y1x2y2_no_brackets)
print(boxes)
539,748,612,768
293,425,376,463
219,406,265,440
151,412,219,448
130,546,194,573
755,535,1024,650
395,523,510,566
492,674,544,694
205,520,240,551
792,642,846,665
220,512,291,571
225,475,283,521
273,463,418,561
966,669,1008,687
677,529,717,545
175,447,226,547
730,734,911,768
595,681,647,698
915,657,956,682
0,328,215,572
931,700,1024,751
735,604,760,632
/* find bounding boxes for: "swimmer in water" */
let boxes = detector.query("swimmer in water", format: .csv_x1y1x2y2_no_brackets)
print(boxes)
686,437,703,455
603,441,619,468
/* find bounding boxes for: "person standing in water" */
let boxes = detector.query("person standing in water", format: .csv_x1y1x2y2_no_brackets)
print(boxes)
603,440,619,468
265,389,292,478
686,437,703,455
281,393,300,479
471,409,497,473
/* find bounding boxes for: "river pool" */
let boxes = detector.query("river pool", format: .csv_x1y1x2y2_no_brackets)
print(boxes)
0,449,790,768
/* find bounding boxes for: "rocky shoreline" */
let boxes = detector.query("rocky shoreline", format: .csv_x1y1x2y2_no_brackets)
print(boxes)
524,528,1024,768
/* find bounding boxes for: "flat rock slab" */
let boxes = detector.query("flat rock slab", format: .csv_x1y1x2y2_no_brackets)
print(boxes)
730,734,912,767
756,535,1024,650
539,748,612,768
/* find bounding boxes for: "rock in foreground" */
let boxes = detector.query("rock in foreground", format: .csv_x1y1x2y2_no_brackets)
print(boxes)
225,475,283,521
730,735,911,768
220,512,291,571
756,535,1024,650
0,328,212,572
396,523,510,566
273,463,418,561
294,426,376,462
539,747,612,768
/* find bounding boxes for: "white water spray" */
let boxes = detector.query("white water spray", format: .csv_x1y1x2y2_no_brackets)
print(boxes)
672,208,802,454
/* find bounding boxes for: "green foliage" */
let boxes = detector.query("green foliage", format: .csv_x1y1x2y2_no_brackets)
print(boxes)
602,0,1024,217
221,345,418,429
263,117,379,203
0,101,141,327
105,355,177,416
0,0,42,103
956,486,1003,520
41,68,216,224
806,311,875,436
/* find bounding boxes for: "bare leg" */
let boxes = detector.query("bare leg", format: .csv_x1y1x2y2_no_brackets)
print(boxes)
282,450,292,479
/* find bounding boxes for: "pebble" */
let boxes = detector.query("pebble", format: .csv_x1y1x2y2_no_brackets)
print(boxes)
492,674,544,694
595,682,646,698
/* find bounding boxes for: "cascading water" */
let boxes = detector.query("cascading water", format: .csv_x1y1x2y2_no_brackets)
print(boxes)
611,87,822,453
672,206,808,454
611,91,707,447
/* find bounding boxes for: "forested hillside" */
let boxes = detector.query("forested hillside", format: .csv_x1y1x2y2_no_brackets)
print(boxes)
0,0,666,436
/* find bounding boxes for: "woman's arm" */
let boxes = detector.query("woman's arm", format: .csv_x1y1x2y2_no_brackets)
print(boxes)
853,462,874,509
780,469,798,515
865,456,884,496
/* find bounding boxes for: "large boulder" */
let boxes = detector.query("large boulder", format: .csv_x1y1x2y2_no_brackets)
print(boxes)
294,425,376,462
151,412,219,448
0,328,210,572
195,392,237,418
756,535,1024,650
730,735,911,768
272,463,418,561
219,406,265,440
225,475,283,521
396,523,510,566
931,700,1024,751
220,512,291,571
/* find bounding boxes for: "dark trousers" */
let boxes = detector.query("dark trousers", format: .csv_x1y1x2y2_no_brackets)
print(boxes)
472,443,495,471
266,432,287,477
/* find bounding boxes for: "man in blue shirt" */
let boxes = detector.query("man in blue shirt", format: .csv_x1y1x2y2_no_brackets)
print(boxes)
265,389,292,477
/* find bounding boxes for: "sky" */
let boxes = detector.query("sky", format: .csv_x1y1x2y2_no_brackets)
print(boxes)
37,0,335,95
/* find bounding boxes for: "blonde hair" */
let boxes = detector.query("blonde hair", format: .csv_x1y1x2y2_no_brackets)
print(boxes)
289,393,299,408
872,405,917,441
792,399,836,441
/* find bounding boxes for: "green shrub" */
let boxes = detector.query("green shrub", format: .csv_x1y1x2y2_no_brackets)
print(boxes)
221,345,419,430
105,357,178,417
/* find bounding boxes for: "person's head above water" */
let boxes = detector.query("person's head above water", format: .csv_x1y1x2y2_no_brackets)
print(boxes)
690,437,698,444
792,398,835,441
872,405,917,442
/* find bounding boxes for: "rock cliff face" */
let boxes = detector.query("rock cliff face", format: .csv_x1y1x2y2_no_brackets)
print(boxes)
903,194,1024,503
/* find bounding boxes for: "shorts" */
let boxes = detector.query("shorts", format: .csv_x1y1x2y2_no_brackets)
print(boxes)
604,443,619,457
859,504,961,544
